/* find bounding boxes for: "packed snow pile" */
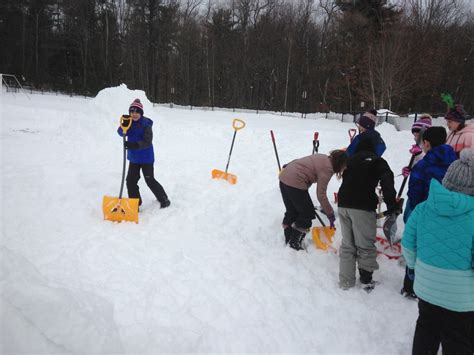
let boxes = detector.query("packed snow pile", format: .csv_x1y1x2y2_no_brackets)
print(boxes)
1,86,418,353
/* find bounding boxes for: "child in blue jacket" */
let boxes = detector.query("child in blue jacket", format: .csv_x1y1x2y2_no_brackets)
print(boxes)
346,111,386,157
401,127,457,298
117,99,170,209
402,148,474,354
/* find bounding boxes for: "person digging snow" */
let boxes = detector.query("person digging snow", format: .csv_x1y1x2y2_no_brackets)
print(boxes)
337,138,401,291
402,148,474,354
346,111,386,157
279,150,347,251
117,99,170,209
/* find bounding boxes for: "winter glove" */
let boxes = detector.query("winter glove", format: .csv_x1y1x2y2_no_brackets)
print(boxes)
328,214,336,229
121,114,131,127
125,141,139,150
409,144,422,156
402,166,411,178
392,198,404,216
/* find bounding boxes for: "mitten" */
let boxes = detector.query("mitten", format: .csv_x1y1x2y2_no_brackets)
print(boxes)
409,144,422,156
328,214,336,229
402,166,411,177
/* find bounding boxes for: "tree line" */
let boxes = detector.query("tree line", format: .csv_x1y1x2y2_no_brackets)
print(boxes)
1,0,473,114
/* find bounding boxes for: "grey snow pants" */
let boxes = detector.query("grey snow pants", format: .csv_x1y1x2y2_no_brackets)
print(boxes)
338,207,378,287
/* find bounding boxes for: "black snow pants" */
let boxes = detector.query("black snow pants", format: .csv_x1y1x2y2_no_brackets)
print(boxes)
279,181,315,230
126,163,168,205
412,298,474,355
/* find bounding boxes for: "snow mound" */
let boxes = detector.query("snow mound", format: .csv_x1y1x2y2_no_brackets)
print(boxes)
89,84,153,119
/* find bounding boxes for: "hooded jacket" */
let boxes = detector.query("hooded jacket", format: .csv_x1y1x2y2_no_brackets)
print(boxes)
407,144,457,211
337,149,397,212
446,123,474,156
346,129,386,157
402,179,474,312
117,116,155,164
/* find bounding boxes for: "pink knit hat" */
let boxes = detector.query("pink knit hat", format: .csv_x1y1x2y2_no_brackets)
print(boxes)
129,99,144,115
411,114,432,133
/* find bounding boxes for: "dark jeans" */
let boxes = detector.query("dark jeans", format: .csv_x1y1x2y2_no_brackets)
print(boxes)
279,181,315,230
413,299,473,355
126,163,168,204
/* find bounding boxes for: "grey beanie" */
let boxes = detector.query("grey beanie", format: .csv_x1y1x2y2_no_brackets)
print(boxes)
442,148,474,195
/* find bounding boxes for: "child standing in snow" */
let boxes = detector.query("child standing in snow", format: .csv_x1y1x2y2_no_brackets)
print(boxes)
402,148,474,354
117,99,170,209
445,104,474,157
279,150,347,251
402,114,432,168
337,138,400,290
346,111,386,157
400,126,457,298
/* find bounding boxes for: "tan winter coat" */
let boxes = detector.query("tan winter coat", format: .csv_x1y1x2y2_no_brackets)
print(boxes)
446,123,474,155
279,154,335,217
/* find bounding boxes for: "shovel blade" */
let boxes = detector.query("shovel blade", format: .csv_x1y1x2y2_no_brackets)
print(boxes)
102,196,139,223
211,169,237,185
312,227,335,250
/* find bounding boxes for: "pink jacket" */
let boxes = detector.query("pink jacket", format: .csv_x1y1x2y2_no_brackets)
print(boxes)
446,123,474,155
279,154,334,217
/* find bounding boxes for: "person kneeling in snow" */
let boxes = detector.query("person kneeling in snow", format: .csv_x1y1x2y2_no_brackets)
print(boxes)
117,99,170,209
337,138,401,290
402,148,474,355
279,150,347,251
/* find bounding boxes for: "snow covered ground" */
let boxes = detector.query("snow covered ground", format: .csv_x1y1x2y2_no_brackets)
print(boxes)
1,85,418,354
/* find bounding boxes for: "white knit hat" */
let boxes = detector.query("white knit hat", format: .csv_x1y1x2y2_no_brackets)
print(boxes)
442,148,474,196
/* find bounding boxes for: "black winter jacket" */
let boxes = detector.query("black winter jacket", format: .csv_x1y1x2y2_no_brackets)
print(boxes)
338,150,397,212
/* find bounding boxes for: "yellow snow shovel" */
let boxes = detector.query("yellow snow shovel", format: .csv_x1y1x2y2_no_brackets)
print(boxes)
102,115,140,223
312,210,335,251
211,119,246,184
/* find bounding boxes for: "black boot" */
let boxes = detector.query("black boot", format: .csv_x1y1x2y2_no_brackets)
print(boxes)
283,226,293,245
160,199,171,209
289,228,306,251
359,268,373,284
401,267,417,299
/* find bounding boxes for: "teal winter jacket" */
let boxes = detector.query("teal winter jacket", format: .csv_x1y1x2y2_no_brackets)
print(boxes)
402,179,474,312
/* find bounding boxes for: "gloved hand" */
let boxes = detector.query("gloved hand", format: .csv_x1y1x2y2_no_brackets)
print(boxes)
328,214,336,229
392,198,404,215
402,166,411,177
409,144,422,156
121,115,131,127
125,141,139,150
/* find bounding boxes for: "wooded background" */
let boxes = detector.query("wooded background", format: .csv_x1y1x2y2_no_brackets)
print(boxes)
1,0,473,113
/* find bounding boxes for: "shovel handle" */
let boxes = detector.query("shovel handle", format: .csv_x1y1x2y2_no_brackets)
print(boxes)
348,128,357,143
120,115,133,134
232,119,246,131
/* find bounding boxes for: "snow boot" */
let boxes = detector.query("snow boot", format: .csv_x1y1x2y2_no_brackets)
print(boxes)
288,227,306,251
359,268,373,284
160,199,171,209
283,225,293,245
401,267,417,299
359,269,376,292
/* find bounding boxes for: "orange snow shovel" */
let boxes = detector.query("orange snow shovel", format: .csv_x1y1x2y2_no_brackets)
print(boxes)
312,210,335,251
102,115,140,223
211,119,246,184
